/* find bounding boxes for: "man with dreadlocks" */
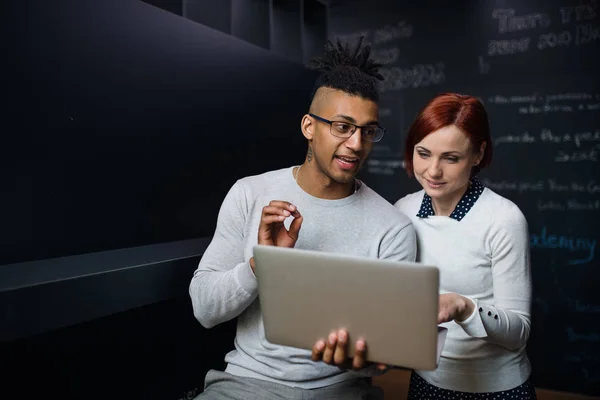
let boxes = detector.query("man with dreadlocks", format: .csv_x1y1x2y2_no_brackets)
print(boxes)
190,37,417,399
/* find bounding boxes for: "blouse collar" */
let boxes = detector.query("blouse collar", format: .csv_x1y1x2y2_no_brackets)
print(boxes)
416,178,485,221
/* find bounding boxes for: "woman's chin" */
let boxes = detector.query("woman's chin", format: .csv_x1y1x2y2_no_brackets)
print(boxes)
418,179,448,198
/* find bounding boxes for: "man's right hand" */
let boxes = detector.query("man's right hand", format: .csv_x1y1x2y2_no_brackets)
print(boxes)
250,200,303,273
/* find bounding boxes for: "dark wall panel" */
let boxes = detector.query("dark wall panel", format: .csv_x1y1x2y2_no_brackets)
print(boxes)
1,0,317,265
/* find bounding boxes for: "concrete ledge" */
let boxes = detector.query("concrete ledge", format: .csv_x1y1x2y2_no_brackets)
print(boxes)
0,238,211,341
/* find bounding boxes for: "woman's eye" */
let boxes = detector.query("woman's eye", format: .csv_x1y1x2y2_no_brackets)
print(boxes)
418,152,429,158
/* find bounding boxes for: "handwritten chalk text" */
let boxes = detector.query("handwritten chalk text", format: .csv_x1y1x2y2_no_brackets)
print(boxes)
538,199,600,212
567,327,600,342
492,9,551,34
487,3,600,57
379,63,445,92
530,227,596,265
482,178,600,194
560,3,598,24
373,21,413,44
576,300,600,313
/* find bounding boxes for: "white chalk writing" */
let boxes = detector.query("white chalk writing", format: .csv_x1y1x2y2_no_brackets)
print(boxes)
332,20,413,49
481,178,600,194
485,2,599,59
567,327,600,342
560,2,598,24
492,9,551,33
576,23,600,45
488,94,538,104
494,132,536,145
488,37,530,56
546,93,594,102
548,179,600,194
370,145,397,154
538,200,566,211
555,147,599,162
538,199,600,211
371,47,400,65
519,103,574,113
488,93,595,104
486,92,600,114
373,21,413,44
367,159,404,176
540,129,600,147
575,300,600,313
379,108,392,117
538,29,573,49
493,129,600,162
379,63,445,92
481,179,545,194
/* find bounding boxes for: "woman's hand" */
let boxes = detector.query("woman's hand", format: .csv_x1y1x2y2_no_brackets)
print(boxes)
438,293,475,324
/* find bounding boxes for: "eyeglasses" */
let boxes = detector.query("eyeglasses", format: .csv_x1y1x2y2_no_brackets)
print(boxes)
309,113,386,143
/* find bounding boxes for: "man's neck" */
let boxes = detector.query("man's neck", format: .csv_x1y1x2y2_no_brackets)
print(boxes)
295,164,356,200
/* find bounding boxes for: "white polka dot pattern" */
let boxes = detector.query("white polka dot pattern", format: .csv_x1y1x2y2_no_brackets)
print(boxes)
407,373,538,399
416,178,485,221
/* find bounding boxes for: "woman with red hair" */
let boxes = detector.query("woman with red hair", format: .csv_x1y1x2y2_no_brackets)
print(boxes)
395,93,536,399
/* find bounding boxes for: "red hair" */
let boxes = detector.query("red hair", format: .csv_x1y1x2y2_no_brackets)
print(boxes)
404,93,493,177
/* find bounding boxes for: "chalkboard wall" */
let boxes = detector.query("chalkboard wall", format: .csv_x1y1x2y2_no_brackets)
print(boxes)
329,0,599,396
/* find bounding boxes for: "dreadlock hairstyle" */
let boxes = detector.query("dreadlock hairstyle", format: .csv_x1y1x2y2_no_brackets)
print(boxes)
308,36,384,103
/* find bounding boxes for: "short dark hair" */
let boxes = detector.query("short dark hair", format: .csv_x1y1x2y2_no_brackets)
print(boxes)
308,36,384,103
404,93,493,177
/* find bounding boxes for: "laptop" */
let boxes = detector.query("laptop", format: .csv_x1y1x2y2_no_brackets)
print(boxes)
253,245,447,371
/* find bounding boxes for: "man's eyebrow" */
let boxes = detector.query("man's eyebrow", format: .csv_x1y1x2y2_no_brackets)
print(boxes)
333,114,379,126
332,114,357,123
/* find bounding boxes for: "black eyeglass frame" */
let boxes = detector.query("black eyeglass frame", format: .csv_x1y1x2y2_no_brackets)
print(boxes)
308,113,386,143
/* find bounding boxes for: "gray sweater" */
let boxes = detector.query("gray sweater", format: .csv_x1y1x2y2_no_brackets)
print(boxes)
189,166,417,389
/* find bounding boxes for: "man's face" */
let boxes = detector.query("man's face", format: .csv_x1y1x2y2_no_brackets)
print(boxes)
303,88,379,185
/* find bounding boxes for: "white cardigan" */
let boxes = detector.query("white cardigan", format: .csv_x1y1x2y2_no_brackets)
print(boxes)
395,182,532,393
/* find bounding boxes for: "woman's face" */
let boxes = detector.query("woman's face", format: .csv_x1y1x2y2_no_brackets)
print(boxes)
412,125,484,202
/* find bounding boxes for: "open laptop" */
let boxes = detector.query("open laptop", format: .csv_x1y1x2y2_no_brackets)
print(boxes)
253,245,447,371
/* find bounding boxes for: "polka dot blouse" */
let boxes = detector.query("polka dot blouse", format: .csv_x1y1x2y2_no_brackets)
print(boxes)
416,178,485,221
408,372,538,400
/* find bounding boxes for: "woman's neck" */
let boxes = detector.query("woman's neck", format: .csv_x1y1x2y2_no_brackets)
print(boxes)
430,181,470,217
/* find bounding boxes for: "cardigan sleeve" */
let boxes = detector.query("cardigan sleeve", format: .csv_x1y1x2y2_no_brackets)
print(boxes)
457,205,532,350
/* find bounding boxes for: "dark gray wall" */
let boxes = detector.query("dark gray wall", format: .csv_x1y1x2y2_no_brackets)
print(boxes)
1,0,320,398
3,295,236,399
1,0,317,265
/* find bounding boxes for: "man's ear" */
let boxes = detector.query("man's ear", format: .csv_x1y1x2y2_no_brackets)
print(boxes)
301,114,314,140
